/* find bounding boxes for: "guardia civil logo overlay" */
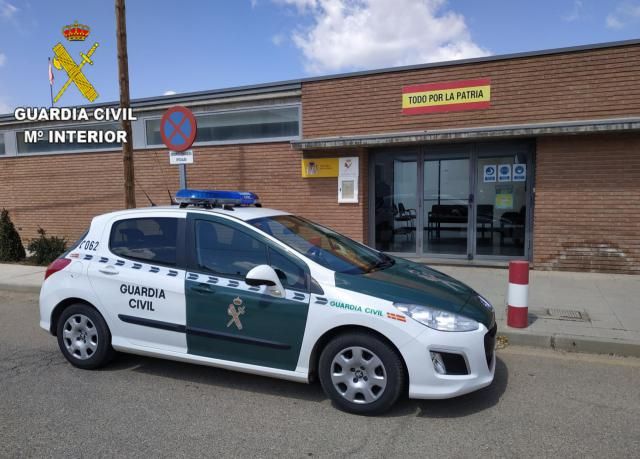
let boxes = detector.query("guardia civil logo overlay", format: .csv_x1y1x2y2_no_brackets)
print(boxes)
49,20,100,104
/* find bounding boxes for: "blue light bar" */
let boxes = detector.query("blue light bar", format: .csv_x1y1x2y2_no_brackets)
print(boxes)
175,189,260,207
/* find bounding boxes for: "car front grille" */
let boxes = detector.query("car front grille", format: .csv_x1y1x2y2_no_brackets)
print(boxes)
484,323,497,368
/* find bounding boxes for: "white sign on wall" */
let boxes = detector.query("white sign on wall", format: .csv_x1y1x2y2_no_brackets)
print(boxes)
498,164,512,182
169,149,194,165
339,157,359,177
483,165,497,182
512,163,527,181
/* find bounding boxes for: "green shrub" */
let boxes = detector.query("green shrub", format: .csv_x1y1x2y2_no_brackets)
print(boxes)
0,209,26,262
27,228,67,266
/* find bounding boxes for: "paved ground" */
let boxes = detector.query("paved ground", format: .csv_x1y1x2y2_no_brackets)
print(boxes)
1,289,639,458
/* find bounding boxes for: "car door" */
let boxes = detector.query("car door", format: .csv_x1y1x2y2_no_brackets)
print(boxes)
185,213,311,371
87,213,188,353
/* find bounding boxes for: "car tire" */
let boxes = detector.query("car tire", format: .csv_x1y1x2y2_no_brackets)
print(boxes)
56,304,115,370
318,332,405,415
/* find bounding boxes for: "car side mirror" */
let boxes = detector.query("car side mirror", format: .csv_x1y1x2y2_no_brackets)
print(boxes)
245,265,285,298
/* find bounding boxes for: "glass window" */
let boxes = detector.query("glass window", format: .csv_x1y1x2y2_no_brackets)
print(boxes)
250,215,392,274
16,123,121,154
0,133,5,155
269,248,307,291
145,106,299,146
110,218,178,266
195,220,268,277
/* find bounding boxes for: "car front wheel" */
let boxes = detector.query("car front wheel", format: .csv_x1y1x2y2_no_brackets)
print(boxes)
318,332,405,415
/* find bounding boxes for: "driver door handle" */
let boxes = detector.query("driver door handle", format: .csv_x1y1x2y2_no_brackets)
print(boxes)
99,266,119,275
192,283,216,295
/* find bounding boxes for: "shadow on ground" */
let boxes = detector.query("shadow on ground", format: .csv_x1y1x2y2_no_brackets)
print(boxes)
102,353,327,403
101,353,508,417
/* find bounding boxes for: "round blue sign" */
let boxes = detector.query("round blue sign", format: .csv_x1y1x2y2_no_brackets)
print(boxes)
500,166,510,174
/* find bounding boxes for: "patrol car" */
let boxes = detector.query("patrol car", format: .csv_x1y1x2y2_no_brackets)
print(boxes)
39,189,496,415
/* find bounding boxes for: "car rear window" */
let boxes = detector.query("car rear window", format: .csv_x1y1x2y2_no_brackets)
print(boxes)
109,217,178,266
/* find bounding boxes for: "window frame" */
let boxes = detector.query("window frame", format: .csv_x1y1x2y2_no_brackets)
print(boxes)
186,214,311,293
108,216,186,268
143,104,301,148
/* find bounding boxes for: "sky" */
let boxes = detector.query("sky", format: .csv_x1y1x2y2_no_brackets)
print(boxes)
0,0,638,114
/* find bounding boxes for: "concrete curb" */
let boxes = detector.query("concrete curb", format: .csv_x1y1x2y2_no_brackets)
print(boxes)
0,283,41,294
500,329,640,358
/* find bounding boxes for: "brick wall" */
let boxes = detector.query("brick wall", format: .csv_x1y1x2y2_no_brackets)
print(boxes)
533,133,640,274
0,143,368,246
301,43,640,138
186,144,368,242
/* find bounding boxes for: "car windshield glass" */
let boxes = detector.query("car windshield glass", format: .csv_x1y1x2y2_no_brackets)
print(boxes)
249,215,393,274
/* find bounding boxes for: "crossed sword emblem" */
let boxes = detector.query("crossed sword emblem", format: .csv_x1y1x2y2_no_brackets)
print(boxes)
52,42,99,103
227,297,246,330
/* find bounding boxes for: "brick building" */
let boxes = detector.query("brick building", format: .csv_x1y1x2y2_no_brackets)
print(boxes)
1,40,639,273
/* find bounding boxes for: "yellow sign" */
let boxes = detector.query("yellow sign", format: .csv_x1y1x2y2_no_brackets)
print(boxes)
495,185,514,210
301,158,339,178
402,78,491,114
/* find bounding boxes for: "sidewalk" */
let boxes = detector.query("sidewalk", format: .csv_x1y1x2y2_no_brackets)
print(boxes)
0,262,638,356
0,263,45,293
437,265,640,357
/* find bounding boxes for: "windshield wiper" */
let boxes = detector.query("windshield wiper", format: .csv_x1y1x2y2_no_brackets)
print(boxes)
367,256,395,273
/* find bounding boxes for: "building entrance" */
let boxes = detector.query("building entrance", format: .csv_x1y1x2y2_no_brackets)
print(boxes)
371,141,533,260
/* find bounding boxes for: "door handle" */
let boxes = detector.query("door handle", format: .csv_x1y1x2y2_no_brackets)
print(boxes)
191,283,215,294
99,266,119,275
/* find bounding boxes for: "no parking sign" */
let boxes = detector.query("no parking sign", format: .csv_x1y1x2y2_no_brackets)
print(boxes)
160,106,197,152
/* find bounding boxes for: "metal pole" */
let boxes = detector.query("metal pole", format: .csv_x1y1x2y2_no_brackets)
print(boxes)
116,0,136,208
179,164,187,189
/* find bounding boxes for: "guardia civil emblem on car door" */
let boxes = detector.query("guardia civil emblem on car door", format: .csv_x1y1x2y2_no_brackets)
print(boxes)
227,297,245,330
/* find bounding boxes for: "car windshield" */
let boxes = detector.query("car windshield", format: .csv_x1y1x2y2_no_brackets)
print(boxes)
249,215,393,274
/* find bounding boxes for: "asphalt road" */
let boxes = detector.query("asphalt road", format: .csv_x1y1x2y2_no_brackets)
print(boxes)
1,290,639,458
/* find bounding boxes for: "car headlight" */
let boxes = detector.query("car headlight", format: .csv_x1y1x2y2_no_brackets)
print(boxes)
393,303,479,332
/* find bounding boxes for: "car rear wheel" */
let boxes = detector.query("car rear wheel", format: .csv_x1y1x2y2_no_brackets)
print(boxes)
318,332,405,415
56,304,114,370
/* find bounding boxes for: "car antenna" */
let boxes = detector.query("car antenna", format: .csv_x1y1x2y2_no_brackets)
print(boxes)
151,149,177,205
135,179,156,206
167,189,177,205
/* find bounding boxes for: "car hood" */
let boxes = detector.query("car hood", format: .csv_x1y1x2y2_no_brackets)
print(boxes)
334,257,494,328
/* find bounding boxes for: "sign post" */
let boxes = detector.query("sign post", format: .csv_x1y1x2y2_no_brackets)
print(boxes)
160,106,197,190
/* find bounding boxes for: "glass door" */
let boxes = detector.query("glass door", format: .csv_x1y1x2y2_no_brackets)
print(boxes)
423,157,470,256
371,141,532,260
474,155,529,257
373,150,418,253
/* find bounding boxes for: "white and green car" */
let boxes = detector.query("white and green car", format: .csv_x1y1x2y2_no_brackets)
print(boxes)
40,189,496,415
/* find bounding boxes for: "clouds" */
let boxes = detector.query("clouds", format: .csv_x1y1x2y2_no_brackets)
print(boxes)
0,1,17,19
163,90,177,96
606,1,640,29
563,0,583,22
274,0,488,74
0,52,6,67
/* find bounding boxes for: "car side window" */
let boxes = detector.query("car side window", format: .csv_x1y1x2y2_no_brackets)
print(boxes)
268,247,308,291
110,217,178,266
195,220,268,277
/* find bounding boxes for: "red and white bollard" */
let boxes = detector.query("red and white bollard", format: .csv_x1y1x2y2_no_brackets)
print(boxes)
507,260,529,328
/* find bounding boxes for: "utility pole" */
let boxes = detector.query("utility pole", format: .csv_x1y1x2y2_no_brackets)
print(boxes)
115,0,136,208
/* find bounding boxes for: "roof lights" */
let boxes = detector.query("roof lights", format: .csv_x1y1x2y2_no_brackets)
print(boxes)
175,189,261,208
